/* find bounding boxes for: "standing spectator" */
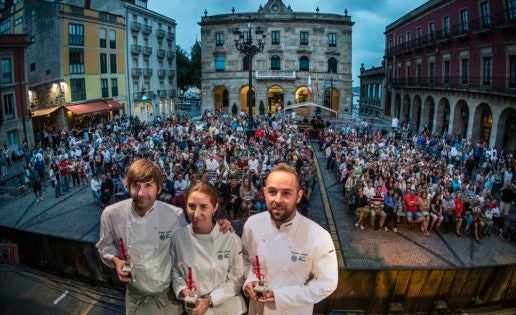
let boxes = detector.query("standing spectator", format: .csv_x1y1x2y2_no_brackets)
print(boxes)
91,174,102,205
34,155,46,187
49,162,61,198
225,178,241,219
59,157,70,193
31,168,44,203
500,183,514,219
100,173,114,207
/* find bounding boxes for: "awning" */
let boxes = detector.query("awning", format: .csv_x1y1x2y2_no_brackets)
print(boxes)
66,100,122,115
32,106,60,117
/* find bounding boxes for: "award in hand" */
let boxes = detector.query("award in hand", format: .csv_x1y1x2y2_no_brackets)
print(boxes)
184,267,199,309
117,237,133,276
253,255,268,299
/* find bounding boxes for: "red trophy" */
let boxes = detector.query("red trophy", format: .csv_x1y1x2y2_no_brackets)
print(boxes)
184,267,199,309
253,255,268,299
117,238,133,276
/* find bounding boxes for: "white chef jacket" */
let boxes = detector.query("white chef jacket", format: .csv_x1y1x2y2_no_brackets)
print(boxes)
242,211,338,315
171,223,247,315
96,199,186,294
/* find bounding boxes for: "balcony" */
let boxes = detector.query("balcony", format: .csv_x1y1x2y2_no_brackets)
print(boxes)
435,29,452,42
130,44,141,54
255,70,296,80
131,68,142,77
130,22,141,32
142,46,152,55
157,49,166,58
167,32,175,41
143,68,153,77
133,91,145,100
450,23,471,40
496,9,516,29
167,51,175,60
158,89,168,98
156,29,166,39
158,69,166,78
142,24,152,34
168,89,176,97
167,70,175,80
470,16,494,34
389,76,516,96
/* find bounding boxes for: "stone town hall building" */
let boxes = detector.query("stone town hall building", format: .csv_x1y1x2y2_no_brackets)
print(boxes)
199,0,353,117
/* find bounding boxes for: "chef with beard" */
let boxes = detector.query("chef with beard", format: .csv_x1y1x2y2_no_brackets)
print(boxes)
242,163,338,315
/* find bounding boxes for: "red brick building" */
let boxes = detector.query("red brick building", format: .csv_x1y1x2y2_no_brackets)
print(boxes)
0,34,34,150
384,0,516,149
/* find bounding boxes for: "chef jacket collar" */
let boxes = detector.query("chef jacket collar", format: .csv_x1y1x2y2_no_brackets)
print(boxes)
270,210,300,232
130,200,157,218
189,221,220,239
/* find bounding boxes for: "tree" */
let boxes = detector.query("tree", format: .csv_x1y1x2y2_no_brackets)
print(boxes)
190,40,202,88
259,100,265,115
176,45,191,89
231,103,238,115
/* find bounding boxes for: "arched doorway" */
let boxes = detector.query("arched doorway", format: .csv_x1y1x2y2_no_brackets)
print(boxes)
422,96,435,133
239,85,257,114
452,100,469,138
411,95,422,132
472,103,493,145
213,86,229,112
436,97,450,135
495,107,516,149
394,93,401,118
267,85,284,113
295,86,310,104
402,94,411,124
324,88,340,111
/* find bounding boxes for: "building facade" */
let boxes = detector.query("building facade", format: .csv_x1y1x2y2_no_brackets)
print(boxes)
199,0,353,117
0,0,127,132
0,34,33,150
89,0,178,122
359,63,384,117
384,0,516,149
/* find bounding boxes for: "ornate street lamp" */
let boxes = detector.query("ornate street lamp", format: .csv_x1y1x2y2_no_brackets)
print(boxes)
234,16,266,138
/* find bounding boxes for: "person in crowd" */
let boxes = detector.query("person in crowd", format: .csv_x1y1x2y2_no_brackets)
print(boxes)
442,191,456,233
354,188,370,230
100,173,114,207
384,187,398,232
225,178,241,219
418,191,431,236
171,182,247,315
242,163,338,315
49,162,61,198
240,178,257,218
91,174,102,206
404,188,424,231
96,159,233,314
454,191,465,236
369,186,386,231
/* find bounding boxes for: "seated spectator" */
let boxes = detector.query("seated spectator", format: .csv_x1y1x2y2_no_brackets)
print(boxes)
369,186,386,230
354,188,370,230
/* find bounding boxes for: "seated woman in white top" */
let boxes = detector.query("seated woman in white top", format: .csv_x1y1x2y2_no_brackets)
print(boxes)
171,182,247,315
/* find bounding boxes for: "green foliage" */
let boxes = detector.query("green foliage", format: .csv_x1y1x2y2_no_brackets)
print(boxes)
176,41,202,90
231,103,238,115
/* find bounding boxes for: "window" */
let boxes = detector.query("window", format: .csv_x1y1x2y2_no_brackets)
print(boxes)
429,22,435,39
510,56,516,88
480,1,491,27
443,16,450,35
508,0,516,20
100,53,107,73
143,58,149,68
3,94,15,120
111,78,119,97
69,48,84,74
242,55,249,71
132,57,138,67
215,56,225,71
68,23,84,46
271,55,281,70
99,28,106,47
300,31,308,45
460,9,469,32
109,30,116,49
299,56,309,71
483,56,492,85
416,27,422,43
70,78,86,101
444,60,450,83
461,58,469,84
406,31,411,44
215,32,224,46
30,63,36,72
0,19,11,34
327,57,337,73
14,17,23,26
429,62,435,83
6,130,18,147
271,31,280,45
398,35,403,45
389,39,393,49
1,58,12,84
110,54,117,73
328,33,336,47
101,78,109,98
417,64,422,83
406,65,411,80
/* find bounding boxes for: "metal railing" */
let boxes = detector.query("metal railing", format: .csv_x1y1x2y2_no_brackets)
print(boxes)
131,68,142,77
255,70,296,79
130,21,141,32
130,44,141,54
389,76,516,95
142,24,152,34
157,49,166,58
156,29,165,38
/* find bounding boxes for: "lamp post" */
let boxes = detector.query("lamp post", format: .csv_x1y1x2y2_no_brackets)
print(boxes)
234,16,265,138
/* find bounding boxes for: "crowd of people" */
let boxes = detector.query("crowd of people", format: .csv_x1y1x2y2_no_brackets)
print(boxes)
321,120,515,243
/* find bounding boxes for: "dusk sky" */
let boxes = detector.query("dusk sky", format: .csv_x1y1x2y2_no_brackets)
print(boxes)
148,0,428,86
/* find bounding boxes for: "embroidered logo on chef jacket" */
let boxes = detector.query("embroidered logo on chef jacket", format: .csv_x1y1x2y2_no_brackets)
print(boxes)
290,251,308,262
217,250,232,260
158,230,172,240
